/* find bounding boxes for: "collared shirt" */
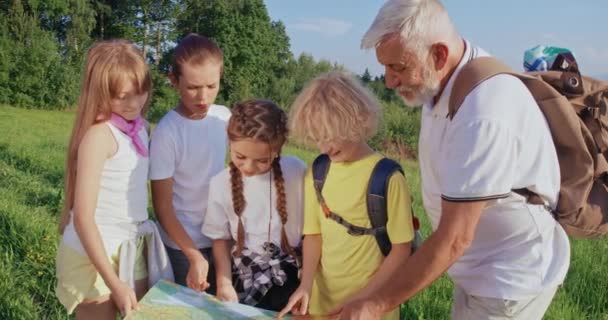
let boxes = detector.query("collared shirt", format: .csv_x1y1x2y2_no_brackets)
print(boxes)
419,40,570,299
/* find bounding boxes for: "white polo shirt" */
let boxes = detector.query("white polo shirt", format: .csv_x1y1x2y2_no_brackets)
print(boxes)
419,40,570,299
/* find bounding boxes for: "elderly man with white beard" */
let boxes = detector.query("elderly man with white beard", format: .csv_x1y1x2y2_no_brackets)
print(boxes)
335,0,571,319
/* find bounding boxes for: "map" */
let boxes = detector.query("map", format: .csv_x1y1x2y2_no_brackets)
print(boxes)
126,280,290,319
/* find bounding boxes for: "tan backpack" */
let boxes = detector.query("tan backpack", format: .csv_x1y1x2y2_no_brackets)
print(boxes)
448,56,608,238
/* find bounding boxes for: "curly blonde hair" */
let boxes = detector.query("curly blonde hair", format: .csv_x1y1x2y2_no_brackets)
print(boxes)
289,71,381,146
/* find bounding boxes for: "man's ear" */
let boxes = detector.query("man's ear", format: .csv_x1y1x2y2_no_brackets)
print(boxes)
431,43,449,71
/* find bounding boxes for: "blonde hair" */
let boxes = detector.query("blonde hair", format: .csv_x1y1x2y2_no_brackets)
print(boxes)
289,71,381,145
59,39,152,234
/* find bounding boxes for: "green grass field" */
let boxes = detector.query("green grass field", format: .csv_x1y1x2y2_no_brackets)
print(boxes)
0,105,607,319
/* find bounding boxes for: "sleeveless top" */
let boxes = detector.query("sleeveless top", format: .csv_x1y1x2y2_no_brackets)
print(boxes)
62,122,149,256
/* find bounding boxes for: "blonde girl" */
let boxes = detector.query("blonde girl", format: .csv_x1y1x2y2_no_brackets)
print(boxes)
56,39,172,319
202,100,306,311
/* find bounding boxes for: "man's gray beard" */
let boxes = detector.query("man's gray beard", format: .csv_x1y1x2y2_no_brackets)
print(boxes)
397,67,441,108
398,84,440,108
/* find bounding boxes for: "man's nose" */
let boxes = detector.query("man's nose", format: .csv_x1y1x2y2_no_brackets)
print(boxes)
385,70,400,89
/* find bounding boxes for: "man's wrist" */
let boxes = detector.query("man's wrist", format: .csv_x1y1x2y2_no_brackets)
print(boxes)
367,293,393,314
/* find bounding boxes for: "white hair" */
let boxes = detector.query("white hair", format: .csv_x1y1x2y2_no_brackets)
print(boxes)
361,0,458,57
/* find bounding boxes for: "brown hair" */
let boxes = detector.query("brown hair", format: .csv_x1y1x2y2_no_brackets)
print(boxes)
171,33,223,80
59,39,152,233
227,100,294,258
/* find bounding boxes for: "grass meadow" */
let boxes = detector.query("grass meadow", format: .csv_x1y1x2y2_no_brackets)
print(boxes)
0,105,607,319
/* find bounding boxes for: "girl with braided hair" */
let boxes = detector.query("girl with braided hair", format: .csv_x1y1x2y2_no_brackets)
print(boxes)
202,99,306,311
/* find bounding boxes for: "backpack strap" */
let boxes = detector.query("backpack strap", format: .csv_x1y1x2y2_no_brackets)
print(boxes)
311,154,384,236
448,57,515,120
312,154,331,194
366,158,403,256
448,56,563,119
447,56,569,209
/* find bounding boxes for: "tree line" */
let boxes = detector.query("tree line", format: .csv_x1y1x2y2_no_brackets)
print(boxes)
0,0,420,157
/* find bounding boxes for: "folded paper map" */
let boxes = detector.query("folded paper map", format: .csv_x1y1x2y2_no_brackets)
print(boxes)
125,280,289,319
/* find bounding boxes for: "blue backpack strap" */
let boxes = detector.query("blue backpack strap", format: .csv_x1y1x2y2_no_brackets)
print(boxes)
312,154,385,236
367,158,404,256
312,154,331,192
311,154,332,216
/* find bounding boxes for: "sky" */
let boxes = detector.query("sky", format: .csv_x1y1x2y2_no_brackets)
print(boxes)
264,0,608,79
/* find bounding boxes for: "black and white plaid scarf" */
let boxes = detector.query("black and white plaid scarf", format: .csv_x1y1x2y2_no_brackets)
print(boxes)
232,242,299,306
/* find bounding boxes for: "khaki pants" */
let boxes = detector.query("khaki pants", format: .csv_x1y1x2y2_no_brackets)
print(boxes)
451,286,558,320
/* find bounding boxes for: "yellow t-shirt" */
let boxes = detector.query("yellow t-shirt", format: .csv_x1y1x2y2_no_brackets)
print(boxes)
304,153,415,319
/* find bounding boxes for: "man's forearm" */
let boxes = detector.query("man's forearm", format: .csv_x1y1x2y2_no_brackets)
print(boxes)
373,232,465,311
356,243,410,298
372,200,485,311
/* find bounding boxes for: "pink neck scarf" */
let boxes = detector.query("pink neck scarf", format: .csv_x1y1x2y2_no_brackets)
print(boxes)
110,113,148,157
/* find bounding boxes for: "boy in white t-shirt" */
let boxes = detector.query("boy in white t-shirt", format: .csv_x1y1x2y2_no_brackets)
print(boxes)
150,33,231,294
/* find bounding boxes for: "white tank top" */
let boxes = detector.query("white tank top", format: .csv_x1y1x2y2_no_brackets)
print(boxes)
62,122,149,256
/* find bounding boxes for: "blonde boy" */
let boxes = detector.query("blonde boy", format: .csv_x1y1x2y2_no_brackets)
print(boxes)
278,71,415,319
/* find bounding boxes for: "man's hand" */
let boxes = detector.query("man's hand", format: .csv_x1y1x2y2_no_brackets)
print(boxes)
337,297,384,320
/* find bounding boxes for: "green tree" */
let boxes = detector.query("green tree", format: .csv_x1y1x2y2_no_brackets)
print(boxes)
6,0,60,108
63,0,96,58
0,11,12,104
176,0,294,104
361,68,372,83
0,0,96,109
147,0,179,65
91,1,137,40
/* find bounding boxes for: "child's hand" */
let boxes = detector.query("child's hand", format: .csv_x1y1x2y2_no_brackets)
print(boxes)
216,283,239,302
109,280,139,317
276,285,311,318
186,256,210,292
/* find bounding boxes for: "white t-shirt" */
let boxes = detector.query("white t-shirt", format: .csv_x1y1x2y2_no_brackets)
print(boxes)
149,105,231,249
202,156,306,255
63,122,149,256
419,40,570,300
